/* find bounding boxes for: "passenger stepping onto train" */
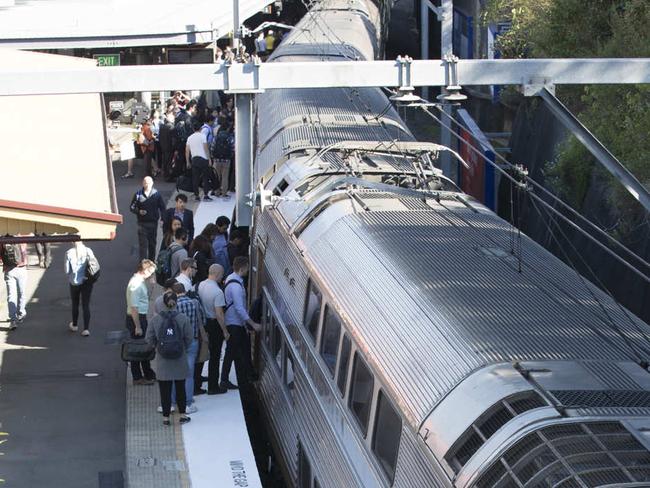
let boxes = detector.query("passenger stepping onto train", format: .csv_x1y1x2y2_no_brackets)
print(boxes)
220,256,260,390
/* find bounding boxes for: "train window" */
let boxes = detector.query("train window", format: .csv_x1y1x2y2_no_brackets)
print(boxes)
294,175,331,197
349,353,374,437
263,297,272,348
337,334,352,396
372,391,402,484
285,348,295,392
320,306,341,377
298,443,312,488
303,281,322,344
273,178,290,196
272,318,282,370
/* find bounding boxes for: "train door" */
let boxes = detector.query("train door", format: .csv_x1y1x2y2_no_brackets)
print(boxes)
251,235,266,370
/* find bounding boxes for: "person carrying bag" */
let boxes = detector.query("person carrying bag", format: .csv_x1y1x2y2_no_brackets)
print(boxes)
145,291,194,425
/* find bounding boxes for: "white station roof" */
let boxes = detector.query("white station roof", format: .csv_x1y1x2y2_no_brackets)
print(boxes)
0,48,121,240
0,0,274,49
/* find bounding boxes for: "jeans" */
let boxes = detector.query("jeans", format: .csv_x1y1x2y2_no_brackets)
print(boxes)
35,242,51,267
70,281,94,330
172,339,199,406
191,156,209,197
221,325,252,387
159,380,186,416
137,221,158,261
204,319,225,390
5,266,27,321
126,314,156,381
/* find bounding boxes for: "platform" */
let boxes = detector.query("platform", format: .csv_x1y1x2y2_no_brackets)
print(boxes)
126,191,262,488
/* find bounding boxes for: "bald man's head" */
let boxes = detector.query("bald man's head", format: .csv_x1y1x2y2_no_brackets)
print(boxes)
143,176,153,191
208,263,224,282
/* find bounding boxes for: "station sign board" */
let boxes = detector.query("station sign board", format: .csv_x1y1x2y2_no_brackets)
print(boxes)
93,54,120,67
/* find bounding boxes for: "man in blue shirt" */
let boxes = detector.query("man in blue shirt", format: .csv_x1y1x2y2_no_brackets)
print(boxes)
220,256,260,390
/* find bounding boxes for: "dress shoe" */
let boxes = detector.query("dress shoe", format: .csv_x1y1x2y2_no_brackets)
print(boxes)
207,387,227,395
220,380,239,390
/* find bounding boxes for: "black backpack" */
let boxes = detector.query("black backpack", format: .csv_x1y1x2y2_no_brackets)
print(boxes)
155,244,183,286
1,244,21,267
157,312,184,359
174,113,192,147
211,131,233,160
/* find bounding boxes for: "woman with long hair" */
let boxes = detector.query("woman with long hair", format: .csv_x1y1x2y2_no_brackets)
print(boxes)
188,235,214,285
160,216,183,252
65,241,97,336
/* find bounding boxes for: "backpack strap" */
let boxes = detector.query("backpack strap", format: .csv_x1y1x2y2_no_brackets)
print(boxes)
224,279,243,312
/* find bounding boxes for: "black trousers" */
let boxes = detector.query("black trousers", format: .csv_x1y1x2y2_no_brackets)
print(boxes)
159,380,186,416
126,314,156,381
221,325,252,386
205,319,225,390
191,156,209,197
70,281,94,330
137,221,158,261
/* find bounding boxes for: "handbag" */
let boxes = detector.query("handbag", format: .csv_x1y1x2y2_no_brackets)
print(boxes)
197,325,210,363
85,251,101,283
121,339,155,362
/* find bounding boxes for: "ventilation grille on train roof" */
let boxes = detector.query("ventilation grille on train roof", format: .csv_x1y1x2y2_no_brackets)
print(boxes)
445,391,547,473
473,421,650,488
551,390,650,409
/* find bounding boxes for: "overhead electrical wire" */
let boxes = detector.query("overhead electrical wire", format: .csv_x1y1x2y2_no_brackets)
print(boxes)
424,104,650,274
419,106,650,285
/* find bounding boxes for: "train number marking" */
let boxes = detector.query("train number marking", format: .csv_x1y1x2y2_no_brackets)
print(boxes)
230,460,249,487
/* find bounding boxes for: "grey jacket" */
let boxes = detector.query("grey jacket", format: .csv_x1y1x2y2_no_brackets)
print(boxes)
146,311,193,381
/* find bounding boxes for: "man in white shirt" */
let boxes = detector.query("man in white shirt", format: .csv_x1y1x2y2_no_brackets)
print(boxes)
175,258,196,294
185,119,212,202
198,264,230,394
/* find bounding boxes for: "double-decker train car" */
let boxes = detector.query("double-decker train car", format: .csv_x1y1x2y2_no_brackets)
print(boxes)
247,1,650,487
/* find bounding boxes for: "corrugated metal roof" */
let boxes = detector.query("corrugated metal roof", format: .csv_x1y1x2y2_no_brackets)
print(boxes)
304,196,650,426
0,0,274,49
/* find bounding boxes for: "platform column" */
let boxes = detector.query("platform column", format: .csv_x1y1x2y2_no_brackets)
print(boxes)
440,0,454,180
234,93,254,227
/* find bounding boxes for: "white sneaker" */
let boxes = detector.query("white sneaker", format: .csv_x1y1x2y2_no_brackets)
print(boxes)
68,322,78,332
157,405,176,414
185,404,198,414
81,329,90,336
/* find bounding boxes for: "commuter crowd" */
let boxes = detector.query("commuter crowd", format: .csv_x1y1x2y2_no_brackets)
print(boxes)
124,175,260,425
123,88,237,206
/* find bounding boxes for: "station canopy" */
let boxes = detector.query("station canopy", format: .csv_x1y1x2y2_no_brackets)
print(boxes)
0,0,276,49
0,49,121,242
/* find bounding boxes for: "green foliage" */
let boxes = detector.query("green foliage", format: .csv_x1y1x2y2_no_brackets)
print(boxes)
483,0,650,226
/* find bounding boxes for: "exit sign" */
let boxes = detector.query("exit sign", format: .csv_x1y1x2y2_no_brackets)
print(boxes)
93,54,120,67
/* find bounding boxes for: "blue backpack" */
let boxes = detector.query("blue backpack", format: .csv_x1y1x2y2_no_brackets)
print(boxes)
157,312,183,359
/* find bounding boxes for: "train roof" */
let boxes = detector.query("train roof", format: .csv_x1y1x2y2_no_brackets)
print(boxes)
272,188,650,427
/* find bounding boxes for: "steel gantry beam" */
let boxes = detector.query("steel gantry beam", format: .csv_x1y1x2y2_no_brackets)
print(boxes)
3,58,650,96
536,87,650,213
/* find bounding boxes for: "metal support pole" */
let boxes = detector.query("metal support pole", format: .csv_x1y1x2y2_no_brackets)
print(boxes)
420,0,430,101
234,93,254,226
439,0,454,179
538,87,650,213
232,0,241,50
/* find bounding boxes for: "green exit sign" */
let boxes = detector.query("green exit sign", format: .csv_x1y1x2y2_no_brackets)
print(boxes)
93,54,120,67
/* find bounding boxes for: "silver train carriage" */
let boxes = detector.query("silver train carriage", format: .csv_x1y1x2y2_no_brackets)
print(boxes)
247,1,650,487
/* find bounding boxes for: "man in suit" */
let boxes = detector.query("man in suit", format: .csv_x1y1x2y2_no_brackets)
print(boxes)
163,193,195,245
